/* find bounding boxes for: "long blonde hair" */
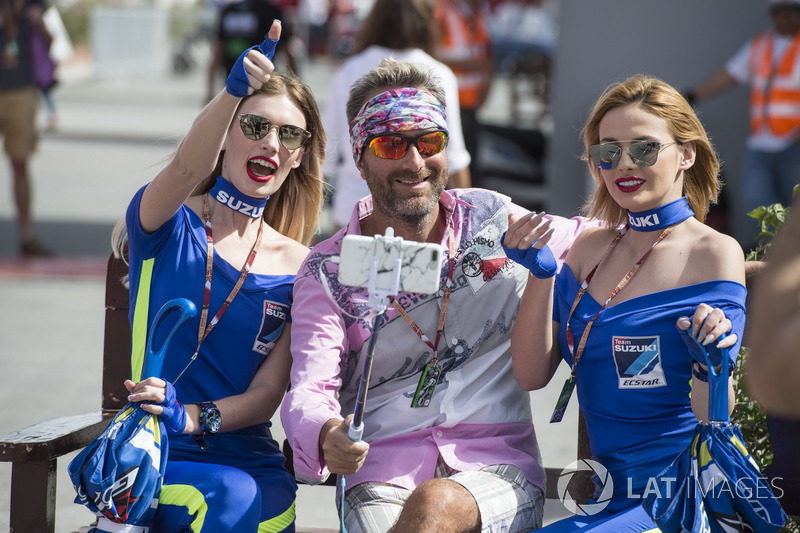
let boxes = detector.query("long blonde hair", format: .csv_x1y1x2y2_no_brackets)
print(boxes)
113,73,326,263
193,72,326,245
581,74,721,227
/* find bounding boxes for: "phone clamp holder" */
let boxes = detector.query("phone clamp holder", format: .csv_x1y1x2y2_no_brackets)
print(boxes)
347,227,406,442
367,227,403,312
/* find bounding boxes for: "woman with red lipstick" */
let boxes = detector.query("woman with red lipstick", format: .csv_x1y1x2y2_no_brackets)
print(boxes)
104,21,324,533
504,74,748,531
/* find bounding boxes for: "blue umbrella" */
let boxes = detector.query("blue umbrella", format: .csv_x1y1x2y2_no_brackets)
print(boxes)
643,330,787,532
68,298,196,529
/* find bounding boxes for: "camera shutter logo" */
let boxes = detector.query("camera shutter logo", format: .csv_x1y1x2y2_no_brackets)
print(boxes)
558,459,613,516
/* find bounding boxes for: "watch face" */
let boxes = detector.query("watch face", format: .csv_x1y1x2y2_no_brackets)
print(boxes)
205,408,221,433
200,403,222,434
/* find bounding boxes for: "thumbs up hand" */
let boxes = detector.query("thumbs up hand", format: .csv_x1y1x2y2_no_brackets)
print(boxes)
226,20,282,98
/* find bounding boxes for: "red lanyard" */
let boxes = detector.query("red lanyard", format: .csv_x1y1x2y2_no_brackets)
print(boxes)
565,225,675,380
389,219,456,364
174,194,263,382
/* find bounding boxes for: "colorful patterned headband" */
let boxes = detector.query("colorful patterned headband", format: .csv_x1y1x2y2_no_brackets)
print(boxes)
349,87,448,164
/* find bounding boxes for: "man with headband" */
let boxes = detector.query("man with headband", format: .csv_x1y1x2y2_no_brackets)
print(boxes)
282,58,594,532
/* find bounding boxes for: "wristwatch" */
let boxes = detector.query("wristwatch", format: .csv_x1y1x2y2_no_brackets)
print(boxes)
193,401,221,449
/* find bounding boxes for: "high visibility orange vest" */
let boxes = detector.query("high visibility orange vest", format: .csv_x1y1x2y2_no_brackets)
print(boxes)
436,1,491,110
749,31,800,137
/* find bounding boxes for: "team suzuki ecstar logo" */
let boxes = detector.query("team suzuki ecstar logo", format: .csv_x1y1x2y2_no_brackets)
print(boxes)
558,459,613,516
612,336,667,389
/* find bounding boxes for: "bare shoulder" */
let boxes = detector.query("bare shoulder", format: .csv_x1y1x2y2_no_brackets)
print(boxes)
565,226,620,273
256,227,311,276
572,225,619,251
685,222,745,284
280,234,312,272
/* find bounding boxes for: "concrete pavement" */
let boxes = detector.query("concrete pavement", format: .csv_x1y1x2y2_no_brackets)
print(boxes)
0,51,576,532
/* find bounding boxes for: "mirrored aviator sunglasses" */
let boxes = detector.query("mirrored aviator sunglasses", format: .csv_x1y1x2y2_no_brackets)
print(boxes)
367,130,449,160
238,114,311,150
588,140,677,170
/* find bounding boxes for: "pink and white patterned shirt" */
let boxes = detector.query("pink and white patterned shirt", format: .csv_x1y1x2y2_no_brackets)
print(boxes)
281,188,593,492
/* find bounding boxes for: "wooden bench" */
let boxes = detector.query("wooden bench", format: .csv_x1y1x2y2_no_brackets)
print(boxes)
0,254,131,533
0,253,593,533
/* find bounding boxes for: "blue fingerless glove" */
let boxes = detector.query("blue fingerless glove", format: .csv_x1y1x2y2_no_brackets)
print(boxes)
502,232,558,279
677,321,727,368
226,35,279,98
157,381,187,435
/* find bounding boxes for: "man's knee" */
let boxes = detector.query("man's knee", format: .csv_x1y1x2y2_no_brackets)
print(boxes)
411,478,475,507
398,478,480,532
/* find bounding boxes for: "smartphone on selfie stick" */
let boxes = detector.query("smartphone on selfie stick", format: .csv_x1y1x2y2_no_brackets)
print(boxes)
337,228,443,441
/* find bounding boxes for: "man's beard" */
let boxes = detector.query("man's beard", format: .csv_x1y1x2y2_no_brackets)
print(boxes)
366,164,448,226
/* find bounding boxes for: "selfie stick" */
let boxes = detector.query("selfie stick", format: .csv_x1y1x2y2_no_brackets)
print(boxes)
348,229,403,442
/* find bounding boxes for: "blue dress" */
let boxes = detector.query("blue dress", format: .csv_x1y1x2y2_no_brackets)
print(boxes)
542,266,746,532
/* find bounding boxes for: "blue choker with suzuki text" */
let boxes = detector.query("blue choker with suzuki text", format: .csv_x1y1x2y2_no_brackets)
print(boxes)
208,176,268,218
627,197,694,231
